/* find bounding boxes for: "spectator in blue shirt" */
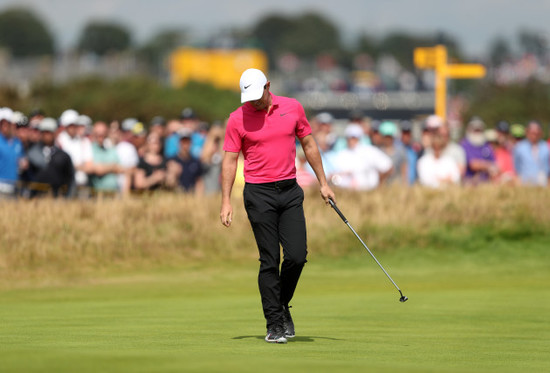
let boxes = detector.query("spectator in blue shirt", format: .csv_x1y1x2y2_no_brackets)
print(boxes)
164,119,181,159
167,129,204,195
513,121,550,186
0,108,25,196
400,120,419,185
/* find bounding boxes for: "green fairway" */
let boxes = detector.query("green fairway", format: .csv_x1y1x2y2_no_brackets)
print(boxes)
1,244,549,373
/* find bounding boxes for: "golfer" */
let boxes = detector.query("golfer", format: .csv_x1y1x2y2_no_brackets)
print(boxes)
220,68,336,343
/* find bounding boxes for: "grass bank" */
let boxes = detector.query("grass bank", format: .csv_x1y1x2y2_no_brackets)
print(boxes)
1,185,549,284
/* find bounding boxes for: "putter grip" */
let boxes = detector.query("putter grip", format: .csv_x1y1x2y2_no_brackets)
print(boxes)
329,199,348,223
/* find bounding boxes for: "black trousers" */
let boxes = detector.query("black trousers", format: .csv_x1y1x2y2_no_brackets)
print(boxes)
243,179,307,329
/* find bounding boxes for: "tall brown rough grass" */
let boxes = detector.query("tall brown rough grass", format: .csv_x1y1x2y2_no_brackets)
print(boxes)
1,186,549,282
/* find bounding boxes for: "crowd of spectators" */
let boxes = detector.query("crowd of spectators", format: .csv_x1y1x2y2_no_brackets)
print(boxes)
1,104,549,199
0,107,223,199
303,112,550,190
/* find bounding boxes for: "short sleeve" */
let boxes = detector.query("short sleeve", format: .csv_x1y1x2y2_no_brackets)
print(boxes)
223,116,242,153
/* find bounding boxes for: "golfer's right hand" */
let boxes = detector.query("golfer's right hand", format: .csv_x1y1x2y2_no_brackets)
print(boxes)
220,202,233,227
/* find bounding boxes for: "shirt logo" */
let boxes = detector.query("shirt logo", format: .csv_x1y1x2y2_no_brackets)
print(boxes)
280,113,288,116
244,84,252,89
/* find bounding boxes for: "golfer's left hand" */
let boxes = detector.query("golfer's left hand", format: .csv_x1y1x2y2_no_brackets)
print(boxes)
320,184,336,205
220,202,233,227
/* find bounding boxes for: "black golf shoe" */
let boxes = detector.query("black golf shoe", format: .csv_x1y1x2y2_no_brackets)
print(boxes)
265,325,287,344
282,305,295,338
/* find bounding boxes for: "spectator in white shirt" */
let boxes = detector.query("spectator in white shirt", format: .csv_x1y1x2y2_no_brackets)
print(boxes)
113,118,140,195
331,124,393,190
56,109,93,196
418,133,461,188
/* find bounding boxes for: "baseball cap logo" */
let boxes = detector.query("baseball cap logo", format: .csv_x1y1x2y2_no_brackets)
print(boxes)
244,84,252,89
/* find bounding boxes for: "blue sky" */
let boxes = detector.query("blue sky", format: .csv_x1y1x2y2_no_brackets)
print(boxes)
1,0,547,58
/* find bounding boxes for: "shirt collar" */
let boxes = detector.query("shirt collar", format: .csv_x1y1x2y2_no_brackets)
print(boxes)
244,92,279,114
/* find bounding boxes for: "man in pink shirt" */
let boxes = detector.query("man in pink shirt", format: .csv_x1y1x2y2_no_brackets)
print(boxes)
220,68,335,344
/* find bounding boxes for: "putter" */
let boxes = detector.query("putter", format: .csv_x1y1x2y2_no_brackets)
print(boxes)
328,199,408,303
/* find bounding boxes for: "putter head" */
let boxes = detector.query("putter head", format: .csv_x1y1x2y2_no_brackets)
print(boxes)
399,295,408,303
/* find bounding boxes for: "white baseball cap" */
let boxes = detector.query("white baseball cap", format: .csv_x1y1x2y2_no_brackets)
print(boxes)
240,68,267,103
76,114,92,127
39,117,58,132
59,109,79,127
121,118,138,132
316,112,334,124
344,124,364,138
425,114,443,130
0,107,14,122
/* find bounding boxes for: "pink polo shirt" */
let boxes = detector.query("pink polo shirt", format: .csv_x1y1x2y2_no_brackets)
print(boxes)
224,93,312,183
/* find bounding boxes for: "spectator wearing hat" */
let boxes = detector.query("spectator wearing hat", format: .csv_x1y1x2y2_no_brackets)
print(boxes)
26,109,44,150
56,109,94,194
0,108,25,159
26,109,44,149
13,111,36,192
167,129,204,194
13,111,31,151
313,112,338,151
510,123,526,146
89,122,122,195
460,117,497,184
130,121,148,157
113,118,140,195
332,111,371,152
308,114,338,177
379,121,408,185
0,122,17,197
28,108,44,125
513,121,550,186
369,120,383,148
149,116,166,139
26,118,74,198
427,123,467,180
417,133,461,188
419,114,443,158
180,107,198,130
180,107,206,159
76,114,93,139
496,121,513,151
331,124,392,190
0,108,26,197
485,128,516,184
134,132,168,192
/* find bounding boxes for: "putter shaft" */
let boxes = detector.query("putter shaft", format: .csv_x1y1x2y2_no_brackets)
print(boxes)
328,199,407,302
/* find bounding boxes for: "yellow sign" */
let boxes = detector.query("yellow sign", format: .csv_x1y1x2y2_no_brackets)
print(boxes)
170,48,268,91
413,45,486,121
446,64,486,79
414,47,437,69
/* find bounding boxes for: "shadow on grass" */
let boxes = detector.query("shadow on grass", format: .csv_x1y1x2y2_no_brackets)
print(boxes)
232,335,343,342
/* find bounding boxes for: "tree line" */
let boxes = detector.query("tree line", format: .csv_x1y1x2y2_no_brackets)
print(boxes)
2,6,550,127
0,6,545,67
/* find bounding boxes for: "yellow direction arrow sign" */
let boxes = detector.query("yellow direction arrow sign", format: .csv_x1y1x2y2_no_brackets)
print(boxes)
446,64,486,79
414,47,437,69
